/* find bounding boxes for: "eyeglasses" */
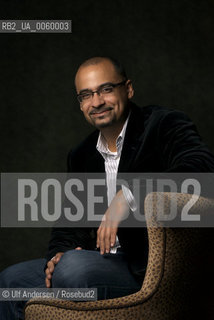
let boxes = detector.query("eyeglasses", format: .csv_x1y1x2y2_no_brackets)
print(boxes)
77,80,127,103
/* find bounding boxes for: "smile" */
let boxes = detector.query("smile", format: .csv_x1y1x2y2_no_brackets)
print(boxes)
90,108,112,117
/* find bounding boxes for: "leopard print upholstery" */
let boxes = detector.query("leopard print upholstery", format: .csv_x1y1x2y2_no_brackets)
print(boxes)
24,193,214,320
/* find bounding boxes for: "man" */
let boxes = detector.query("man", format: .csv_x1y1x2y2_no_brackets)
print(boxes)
45,56,148,296
1,56,214,320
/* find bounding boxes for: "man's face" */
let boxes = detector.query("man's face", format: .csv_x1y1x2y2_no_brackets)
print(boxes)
75,60,134,129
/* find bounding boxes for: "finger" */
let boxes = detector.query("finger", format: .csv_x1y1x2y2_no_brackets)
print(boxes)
110,228,117,247
54,256,60,263
96,225,102,248
46,273,52,280
99,228,106,255
104,228,111,253
45,266,52,279
75,247,82,250
45,268,50,276
47,261,55,273
97,223,106,252
45,277,51,288
54,252,63,263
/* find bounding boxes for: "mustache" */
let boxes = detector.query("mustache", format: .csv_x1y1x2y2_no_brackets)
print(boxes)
89,107,113,115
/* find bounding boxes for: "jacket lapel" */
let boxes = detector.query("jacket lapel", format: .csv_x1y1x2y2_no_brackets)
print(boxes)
86,150,105,172
118,103,145,172
83,131,105,172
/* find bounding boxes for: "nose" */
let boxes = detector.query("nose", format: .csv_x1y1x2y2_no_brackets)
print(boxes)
91,92,105,108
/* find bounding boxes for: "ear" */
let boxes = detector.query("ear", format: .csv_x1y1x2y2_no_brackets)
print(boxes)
126,80,134,99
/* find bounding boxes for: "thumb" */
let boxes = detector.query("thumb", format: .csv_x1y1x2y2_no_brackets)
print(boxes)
55,252,64,263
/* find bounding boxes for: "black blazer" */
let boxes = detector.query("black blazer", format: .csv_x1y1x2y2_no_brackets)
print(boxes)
46,103,214,277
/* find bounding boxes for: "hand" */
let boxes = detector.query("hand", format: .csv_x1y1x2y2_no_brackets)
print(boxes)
96,190,129,255
45,247,82,288
45,252,64,288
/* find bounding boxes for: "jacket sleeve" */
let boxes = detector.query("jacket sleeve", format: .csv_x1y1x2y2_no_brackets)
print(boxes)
120,110,214,221
158,110,214,172
45,150,96,261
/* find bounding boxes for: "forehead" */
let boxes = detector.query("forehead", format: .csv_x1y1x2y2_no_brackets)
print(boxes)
75,60,121,91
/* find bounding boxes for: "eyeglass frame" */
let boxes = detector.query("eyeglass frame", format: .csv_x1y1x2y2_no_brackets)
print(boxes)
76,80,127,104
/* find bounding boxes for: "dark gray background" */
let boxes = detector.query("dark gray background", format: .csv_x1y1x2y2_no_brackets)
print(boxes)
0,0,214,271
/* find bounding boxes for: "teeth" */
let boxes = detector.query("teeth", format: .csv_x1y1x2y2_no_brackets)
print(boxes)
95,110,107,114
91,108,111,115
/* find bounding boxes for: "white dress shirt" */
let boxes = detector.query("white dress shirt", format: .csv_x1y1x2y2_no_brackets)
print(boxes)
96,113,137,253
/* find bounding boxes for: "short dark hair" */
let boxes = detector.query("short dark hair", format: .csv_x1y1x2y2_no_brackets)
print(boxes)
77,56,128,80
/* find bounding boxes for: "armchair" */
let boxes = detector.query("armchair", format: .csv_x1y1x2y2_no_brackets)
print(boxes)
25,192,214,320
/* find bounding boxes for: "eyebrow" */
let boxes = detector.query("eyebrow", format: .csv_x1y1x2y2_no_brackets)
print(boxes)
78,82,114,94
